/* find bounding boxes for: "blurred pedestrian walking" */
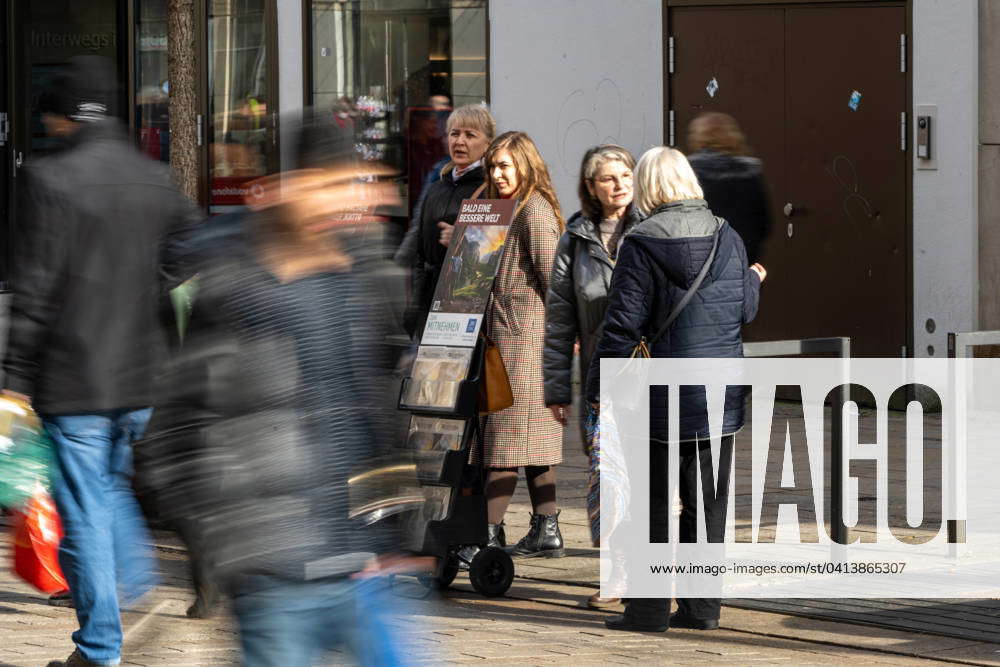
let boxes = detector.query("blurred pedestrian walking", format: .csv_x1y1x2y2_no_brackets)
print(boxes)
542,144,639,605
474,131,566,558
687,112,772,265
2,56,202,667
406,105,496,337
586,146,765,633
149,113,412,666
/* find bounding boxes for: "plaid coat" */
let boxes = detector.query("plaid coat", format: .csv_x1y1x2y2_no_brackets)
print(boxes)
478,192,564,467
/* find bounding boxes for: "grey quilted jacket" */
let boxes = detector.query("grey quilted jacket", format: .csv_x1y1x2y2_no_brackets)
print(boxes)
542,209,640,407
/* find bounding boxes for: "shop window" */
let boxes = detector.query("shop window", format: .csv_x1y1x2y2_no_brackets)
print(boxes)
136,0,170,163
208,0,277,212
309,0,488,218
18,0,124,156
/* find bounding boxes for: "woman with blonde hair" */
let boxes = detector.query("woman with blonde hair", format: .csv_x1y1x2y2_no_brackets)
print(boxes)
586,146,765,632
687,112,772,264
408,104,496,335
543,144,639,605
475,131,566,558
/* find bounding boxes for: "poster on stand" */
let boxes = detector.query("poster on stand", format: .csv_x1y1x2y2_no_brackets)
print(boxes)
420,199,517,347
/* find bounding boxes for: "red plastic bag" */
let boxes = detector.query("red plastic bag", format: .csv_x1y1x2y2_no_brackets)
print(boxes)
12,489,67,594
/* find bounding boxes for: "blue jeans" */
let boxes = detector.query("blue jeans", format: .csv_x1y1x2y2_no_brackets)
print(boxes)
232,577,406,667
43,409,158,666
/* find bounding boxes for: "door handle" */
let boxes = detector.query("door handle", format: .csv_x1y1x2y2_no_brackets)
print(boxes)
783,203,795,238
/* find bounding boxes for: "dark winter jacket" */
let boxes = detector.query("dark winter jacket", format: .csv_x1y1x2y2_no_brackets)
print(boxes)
688,150,772,264
3,119,202,413
393,156,448,266
543,208,641,407
142,214,404,589
585,199,761,441
412,164,485,330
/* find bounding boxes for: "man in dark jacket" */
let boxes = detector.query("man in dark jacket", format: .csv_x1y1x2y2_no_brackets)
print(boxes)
2,56,201,667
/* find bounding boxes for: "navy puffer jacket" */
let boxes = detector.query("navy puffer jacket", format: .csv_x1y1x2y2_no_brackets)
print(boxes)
585,199,761,441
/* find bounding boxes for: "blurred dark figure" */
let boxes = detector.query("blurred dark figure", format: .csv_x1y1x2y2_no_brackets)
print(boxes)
429,94,451,110
1,56,202,667
687,112,772,265
393,154,447,268
332,96,357,139
406,106,450,221
147,112,416,666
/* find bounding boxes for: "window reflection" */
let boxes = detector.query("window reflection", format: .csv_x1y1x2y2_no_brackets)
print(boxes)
310,1,487,217
136,0,169,163
24,0,122,155
209,0,274,211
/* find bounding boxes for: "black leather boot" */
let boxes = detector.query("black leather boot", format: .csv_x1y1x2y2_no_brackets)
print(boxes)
487,522,506,548
459,522,505,569
509,511,564,558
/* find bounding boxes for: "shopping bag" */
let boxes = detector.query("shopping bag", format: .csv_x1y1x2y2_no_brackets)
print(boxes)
12,487,68,594
0,396,55,509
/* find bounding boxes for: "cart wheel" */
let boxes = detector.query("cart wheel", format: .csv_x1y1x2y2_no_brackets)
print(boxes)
469,547,514,597
419,555,460,590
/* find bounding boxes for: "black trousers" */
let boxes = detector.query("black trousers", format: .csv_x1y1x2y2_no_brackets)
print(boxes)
627,434,734,623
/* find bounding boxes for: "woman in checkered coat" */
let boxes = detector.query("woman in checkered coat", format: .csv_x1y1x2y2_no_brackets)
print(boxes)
477,131,567,558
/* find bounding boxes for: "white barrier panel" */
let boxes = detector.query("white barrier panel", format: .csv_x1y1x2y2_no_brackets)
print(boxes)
598,358,1000,598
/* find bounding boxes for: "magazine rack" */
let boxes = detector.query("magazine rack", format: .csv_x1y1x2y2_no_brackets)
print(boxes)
393,197,518,597
397,336,515,597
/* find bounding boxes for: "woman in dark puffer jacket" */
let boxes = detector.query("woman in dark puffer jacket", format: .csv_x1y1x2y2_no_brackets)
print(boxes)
586,146,766,633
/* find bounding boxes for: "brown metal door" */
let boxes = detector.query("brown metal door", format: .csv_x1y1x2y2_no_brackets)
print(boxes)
669,8,787,328
784,5,907,356
669,3,909,356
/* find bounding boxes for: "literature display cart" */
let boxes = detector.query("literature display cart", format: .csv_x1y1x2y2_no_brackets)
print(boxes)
398,198,517,597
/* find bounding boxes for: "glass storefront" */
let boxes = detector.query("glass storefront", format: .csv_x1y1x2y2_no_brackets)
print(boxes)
16,0,125,157
208,0,277,212
308,0,488,217
134,0,279,210
136,0,170,163
6,0,485,220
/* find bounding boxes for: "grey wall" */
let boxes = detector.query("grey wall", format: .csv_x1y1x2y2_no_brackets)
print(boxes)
980,0,1000,331
277,0,304,170
488,0,663,213
913,0,979,356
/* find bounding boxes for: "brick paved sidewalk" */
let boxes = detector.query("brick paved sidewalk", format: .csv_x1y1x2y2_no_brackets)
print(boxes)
3,533,992,667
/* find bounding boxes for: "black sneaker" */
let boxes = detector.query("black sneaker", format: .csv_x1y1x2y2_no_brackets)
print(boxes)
604,613,668,633
48,590,74,608
47,648,103,666
669,611,719,630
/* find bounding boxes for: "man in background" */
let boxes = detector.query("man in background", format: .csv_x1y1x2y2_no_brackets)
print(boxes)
3,56,200,667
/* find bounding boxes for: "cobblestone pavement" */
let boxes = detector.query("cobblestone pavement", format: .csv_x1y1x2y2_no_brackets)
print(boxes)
3,534,995,667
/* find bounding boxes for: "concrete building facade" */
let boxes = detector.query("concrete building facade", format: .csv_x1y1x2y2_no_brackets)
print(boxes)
0,0,993,357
